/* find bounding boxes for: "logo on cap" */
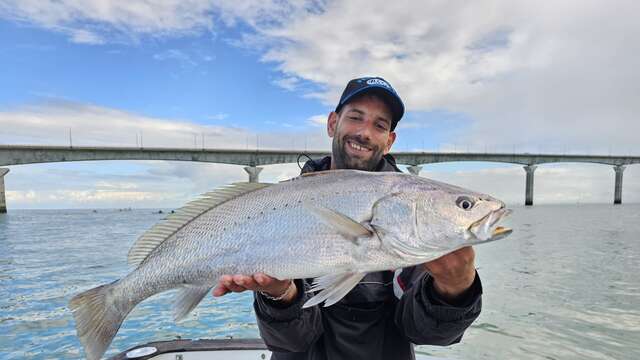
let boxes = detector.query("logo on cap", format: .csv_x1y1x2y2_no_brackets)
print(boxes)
366,78,392,89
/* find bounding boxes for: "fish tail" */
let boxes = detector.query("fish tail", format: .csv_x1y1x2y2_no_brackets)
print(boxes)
69,280,133,360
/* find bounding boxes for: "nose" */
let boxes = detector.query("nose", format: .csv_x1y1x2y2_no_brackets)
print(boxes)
354,117,375,141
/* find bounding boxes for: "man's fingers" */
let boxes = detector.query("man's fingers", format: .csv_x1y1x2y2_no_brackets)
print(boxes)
221,275,246,293
212,284,229,297
254,273,273,287
212,273,291,298
212,275,234,297
233,275,260,290
225,282,245,293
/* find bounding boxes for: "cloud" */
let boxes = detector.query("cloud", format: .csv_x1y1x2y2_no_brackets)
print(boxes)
6,188,180,208
2,1,639,207
0,99,330,150
0,0,217,43
7,159,639,209
396,121,430,130
0,99,240,148
307,114,327,127
272,76,300,91
4,162,192,209
69,28,104,44
0,0,306,44
4,1,639,157
0,100,332,208
206,113,229,121
153,49,197,67
250,1,640,155
2,158,312,209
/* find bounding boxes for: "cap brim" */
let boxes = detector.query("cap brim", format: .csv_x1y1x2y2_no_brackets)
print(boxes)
335,86,405,130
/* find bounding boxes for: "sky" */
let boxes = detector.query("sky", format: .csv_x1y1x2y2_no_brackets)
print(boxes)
0,0,639,209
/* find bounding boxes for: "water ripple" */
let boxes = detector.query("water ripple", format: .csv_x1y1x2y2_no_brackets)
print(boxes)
2,206,640,359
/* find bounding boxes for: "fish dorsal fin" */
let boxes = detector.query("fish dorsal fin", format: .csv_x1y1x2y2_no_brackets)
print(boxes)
127,182,270,267
282,169,373,183
279,170,334,183
300,170,334,177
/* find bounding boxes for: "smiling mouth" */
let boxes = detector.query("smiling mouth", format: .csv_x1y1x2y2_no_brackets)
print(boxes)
466,208,513,243
346,139,372,153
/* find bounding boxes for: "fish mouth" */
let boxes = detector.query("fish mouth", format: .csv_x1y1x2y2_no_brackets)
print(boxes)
466,208,513,243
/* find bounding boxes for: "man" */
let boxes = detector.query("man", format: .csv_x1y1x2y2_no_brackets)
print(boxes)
213,77,482,359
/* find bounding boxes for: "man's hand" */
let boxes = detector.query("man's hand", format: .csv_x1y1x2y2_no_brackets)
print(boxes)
212,273,298,304
424,246,476,302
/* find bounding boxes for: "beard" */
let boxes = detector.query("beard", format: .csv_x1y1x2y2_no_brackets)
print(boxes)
332,134,385,171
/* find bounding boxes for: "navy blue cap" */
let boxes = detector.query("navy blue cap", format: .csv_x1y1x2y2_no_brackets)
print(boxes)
335,76,405,131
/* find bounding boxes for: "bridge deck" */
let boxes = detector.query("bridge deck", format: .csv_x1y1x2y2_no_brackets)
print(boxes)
1,145,639,167
1,145,637,208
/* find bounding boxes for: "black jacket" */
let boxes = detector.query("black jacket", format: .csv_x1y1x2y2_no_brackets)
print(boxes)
254,154,482,360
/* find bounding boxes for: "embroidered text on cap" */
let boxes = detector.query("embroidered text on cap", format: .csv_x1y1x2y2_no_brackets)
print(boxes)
366,78,392,89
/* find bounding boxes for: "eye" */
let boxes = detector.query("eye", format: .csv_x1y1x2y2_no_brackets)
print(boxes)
376,122,389,131
456,196,475,210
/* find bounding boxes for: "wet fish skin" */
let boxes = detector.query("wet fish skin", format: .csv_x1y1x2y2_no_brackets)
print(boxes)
69,170,512,359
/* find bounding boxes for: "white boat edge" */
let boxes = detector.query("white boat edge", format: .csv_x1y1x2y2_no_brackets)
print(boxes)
109,338,452,360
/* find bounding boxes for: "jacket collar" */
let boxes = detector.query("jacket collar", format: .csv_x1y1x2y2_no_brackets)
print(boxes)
301,154,401,174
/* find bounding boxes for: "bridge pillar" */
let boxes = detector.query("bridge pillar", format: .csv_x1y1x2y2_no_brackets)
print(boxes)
243,166,263,183
0,168,9,213
407,165,423,176
523,165,536,206
613,165,625,205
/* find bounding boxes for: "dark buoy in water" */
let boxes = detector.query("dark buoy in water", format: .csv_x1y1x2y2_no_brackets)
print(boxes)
158,210,163,214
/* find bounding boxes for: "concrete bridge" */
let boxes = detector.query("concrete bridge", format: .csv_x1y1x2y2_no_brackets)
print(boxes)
1,145,638,212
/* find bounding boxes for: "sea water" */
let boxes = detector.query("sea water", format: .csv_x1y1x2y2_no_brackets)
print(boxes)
1,205,638,359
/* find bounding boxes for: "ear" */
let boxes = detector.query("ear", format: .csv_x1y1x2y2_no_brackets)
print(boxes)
327,112,338,138
383,131,396,154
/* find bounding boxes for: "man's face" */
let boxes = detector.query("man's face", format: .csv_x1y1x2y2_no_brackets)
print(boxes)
327,94,397,171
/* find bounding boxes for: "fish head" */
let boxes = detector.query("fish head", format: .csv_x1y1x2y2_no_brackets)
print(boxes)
370,181,512,262
414,186,513,251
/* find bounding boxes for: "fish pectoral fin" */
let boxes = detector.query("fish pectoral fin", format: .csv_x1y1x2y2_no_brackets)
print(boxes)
303,272,366,308
303,202,372,241
173,285,212,322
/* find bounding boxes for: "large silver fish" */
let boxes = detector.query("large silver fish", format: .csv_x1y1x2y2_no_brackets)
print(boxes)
69,170,513,359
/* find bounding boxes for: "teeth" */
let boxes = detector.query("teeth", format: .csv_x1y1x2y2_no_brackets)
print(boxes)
349,141,369,152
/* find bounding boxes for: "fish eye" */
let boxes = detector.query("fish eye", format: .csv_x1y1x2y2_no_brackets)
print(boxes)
456,196,475,210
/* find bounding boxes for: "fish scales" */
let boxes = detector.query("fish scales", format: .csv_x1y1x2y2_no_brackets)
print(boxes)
153,172,393,277
69,170,513,360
